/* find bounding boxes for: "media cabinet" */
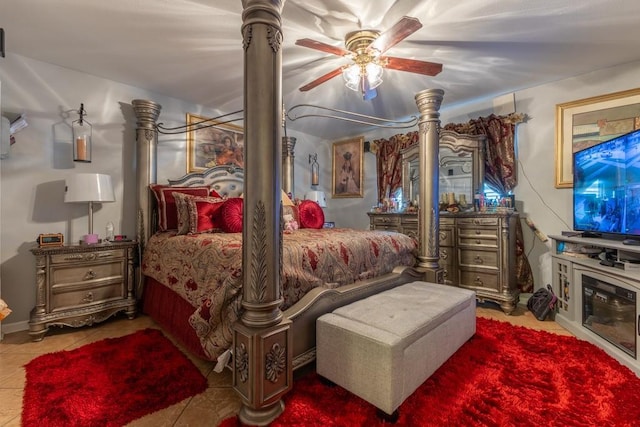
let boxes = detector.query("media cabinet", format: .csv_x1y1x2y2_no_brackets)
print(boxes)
550,234,640,376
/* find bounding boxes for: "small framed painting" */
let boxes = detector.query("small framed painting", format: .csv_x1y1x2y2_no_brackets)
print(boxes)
186,113,244,172
332,136,364,198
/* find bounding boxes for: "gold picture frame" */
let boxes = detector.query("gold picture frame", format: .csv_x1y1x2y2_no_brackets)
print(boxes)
332,136,364,198
186,113,244,173
555,88,640,188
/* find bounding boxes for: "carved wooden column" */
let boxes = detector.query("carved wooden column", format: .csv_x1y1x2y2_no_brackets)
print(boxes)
415,89,444,283
131,99,161,297
234,1,292,425
282,136,296,198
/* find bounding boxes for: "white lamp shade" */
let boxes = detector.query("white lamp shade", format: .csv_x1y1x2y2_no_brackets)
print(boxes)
305,190,327,208
65,173,115,203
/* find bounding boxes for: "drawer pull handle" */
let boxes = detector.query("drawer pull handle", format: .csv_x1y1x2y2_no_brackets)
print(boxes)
473,277,483,286
443,270,449,278
82,292,94,303
475,239,482,244
84,270,96,280
474,255,484,264
440,250,449,260
475,230,481,235
473,219,480,225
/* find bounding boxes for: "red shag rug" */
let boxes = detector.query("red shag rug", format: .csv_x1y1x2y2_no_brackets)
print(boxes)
22,328,207,427
220,317,640,427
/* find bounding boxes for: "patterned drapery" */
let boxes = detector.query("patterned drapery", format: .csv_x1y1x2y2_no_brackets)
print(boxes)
443,113,524,193
372,131,418,203
443,113,534,293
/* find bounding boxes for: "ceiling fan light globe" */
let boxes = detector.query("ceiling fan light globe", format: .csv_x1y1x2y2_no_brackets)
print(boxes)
343,64,361,91
366,63,383,89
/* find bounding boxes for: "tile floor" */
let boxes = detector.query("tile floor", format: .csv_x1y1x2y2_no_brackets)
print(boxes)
0,302,571,427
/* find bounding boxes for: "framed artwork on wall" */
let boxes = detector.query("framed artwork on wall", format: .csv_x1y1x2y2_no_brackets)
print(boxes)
555,87,640,188
186,113,244,173
332,136,364,198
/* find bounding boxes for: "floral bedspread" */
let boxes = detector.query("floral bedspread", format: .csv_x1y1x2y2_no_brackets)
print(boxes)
142,228,417,360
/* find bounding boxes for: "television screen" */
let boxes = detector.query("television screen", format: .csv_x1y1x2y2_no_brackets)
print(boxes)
573,128,640,236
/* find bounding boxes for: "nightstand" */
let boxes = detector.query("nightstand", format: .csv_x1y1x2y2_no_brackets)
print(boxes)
28,241,138,341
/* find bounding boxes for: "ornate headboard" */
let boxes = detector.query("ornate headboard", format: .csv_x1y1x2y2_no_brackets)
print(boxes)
167,165,244,198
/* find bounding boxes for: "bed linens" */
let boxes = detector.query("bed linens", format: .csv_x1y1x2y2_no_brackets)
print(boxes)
142,228,417,360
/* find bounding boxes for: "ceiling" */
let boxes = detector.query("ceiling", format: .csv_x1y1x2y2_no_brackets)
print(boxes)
3,0,640,139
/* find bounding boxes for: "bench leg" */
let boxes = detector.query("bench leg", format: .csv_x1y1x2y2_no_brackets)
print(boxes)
376,408,399,424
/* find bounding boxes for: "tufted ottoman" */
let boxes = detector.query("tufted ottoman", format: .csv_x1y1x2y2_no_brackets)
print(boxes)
316,281,476,418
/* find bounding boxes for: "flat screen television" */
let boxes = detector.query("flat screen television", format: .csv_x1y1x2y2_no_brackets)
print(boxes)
573,128,640,240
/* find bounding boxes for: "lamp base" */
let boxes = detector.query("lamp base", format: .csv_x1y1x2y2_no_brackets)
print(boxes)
83,234,99,245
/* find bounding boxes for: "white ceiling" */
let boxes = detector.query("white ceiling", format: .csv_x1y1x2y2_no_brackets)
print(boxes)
3,0,640,139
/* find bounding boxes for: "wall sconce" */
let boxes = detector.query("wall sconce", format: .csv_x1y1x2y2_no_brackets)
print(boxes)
72,103,92,162
309,153,319,187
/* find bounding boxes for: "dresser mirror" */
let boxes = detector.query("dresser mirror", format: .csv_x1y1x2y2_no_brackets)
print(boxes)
402,130,486,211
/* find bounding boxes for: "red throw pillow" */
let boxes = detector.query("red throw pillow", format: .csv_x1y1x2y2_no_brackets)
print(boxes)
298,200,325,229
150,185,210,231
220,198,244,233
175,193,226,234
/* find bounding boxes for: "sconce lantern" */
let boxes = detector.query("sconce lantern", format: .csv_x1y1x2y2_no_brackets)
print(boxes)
309,153,319,187
72,103,92,162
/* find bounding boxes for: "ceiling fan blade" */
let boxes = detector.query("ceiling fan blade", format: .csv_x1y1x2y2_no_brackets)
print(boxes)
382,56,443,76
299,67,344,92
369,16,422,54
295,38,351,57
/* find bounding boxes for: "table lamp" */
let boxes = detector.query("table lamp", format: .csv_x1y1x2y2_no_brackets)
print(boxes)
65,173,115,244
304,190,327,208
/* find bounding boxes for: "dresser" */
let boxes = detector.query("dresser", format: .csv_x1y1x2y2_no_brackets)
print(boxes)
368,211,519,313
29,242,138,341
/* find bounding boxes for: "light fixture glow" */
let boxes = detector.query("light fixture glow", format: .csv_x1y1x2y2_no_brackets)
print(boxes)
342,61,383,94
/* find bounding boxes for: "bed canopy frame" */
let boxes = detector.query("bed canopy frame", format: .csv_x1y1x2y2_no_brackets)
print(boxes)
131,1,444,424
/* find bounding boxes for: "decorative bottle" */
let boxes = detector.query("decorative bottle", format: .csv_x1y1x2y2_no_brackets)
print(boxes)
106,222,114,242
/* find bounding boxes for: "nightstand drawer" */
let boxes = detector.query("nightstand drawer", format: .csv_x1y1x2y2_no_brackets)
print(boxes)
459,270,499,291
457,217,499,227
459,249,498,269
458,227,499,240
50,248,125,265
51,261,124,285
371,215,400,227
51,282,125,311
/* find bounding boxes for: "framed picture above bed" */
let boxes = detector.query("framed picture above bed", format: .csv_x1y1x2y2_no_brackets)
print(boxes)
186,113,244,172
332,136,364,198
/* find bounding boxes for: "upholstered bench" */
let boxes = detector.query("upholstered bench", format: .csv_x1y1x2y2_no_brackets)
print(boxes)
316,281,476,418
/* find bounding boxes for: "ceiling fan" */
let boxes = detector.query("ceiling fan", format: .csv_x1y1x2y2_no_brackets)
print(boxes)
296,16,443,100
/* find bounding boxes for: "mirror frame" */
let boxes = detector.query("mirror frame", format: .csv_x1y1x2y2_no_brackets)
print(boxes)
402,130,486,207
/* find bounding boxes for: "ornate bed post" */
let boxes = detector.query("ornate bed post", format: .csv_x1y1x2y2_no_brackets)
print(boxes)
234,1,292,425
282,136,296,198
415,89,445,283
131,99,161,296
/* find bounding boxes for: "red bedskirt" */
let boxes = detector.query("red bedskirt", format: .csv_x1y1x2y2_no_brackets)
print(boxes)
142,277,210,360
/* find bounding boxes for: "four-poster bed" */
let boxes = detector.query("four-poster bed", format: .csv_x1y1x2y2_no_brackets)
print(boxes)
132,1,445,424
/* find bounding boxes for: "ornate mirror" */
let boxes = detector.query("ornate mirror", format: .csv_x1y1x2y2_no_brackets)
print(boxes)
402,130,485,211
